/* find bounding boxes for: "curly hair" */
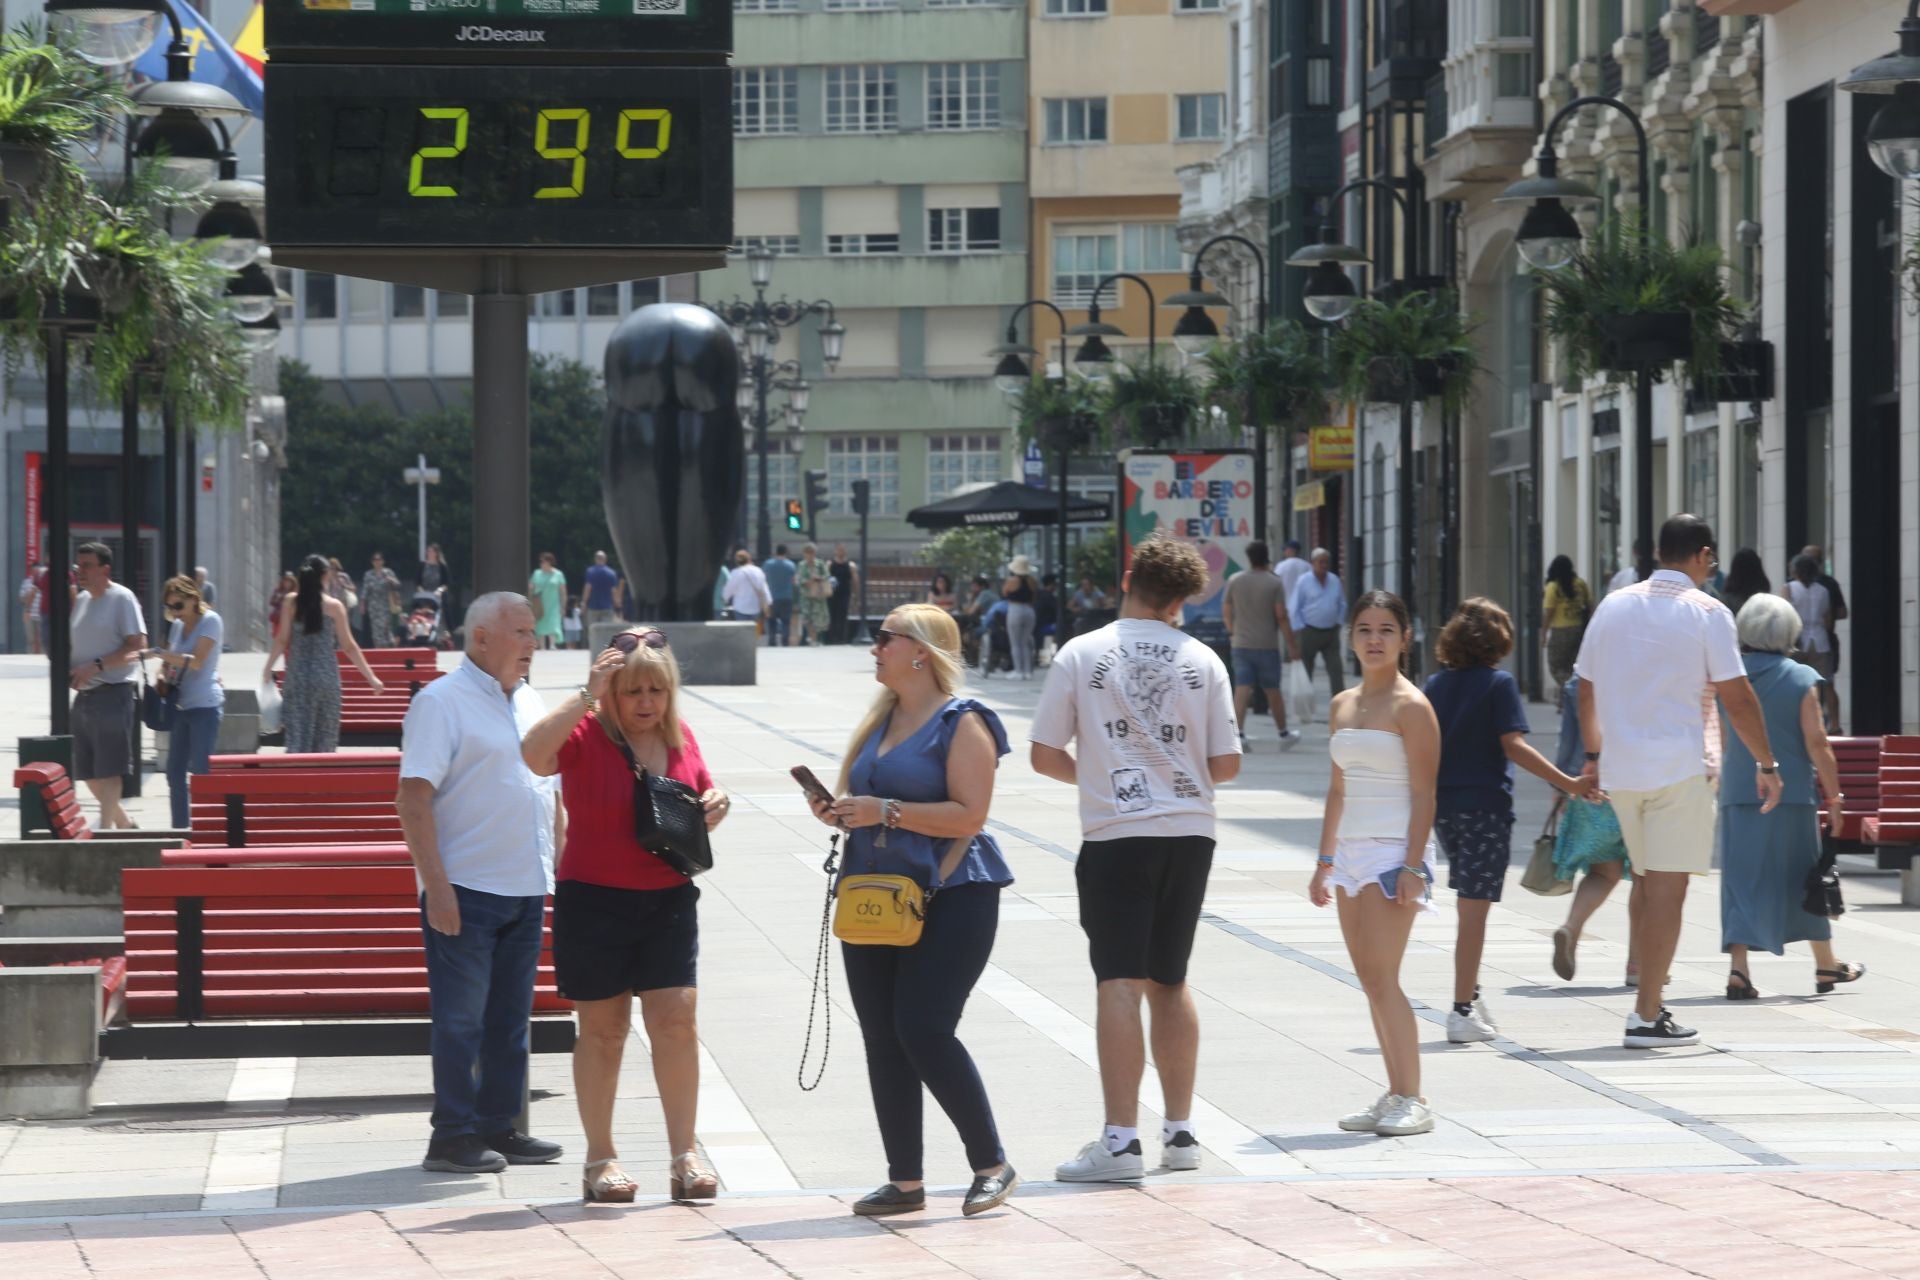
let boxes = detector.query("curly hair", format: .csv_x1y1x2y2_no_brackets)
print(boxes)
1127,534,1211,610
1435,597,1515,670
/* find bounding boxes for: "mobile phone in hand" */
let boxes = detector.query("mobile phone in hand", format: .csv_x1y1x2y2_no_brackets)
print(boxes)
790,765,835,809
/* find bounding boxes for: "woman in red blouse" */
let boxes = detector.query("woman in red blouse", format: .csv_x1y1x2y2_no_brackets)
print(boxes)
523,627,731,1205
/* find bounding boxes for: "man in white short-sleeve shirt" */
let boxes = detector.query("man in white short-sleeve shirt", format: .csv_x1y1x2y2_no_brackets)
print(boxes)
68,542,147,829
397,591,563,1175
1574,514,1780,1050
1031,534,1240,1183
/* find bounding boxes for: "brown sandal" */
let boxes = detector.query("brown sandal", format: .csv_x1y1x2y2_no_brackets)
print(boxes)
671,1152,718,1202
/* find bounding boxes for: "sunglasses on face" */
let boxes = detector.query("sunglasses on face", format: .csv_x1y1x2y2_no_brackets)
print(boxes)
165,598,186,611
874,628,905,649
611,629,669,654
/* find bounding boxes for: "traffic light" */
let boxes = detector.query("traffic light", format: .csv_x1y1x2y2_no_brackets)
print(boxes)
785,498,805,532
804,469,829,519
851,478,871,517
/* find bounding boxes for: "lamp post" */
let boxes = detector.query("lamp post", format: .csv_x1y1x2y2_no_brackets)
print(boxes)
403,455,442,569
1839,1,1920,181
1164,234,1273,534
705,248,842,561
1496,95,1653,581
1066,273,1159,382
987,299,1072,576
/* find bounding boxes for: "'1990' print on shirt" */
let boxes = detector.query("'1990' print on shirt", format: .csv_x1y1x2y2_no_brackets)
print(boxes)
1089,636,1204,812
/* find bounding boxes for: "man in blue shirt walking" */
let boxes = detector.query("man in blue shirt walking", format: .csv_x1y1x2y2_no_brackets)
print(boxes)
1289,547,1347,700
763,544,798,647
582,551,619,626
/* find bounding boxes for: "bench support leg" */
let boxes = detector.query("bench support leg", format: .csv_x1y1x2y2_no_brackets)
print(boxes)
1903,865,1920,908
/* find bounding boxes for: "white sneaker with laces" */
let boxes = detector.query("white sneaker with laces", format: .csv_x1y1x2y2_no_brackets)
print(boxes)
1622,1008,1699,1048
1279,729,1302,750
1160,1130,1200,1172
1054,1138,1145,1183
1374,1095,1435,1136
1337,1092,1392,1133
1447,999,1498,1044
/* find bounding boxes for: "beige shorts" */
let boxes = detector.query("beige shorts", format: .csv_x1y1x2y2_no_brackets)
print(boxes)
1609,775,1717,875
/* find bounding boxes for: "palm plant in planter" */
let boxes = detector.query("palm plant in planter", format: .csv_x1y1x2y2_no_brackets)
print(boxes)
1201,319,1329,434
0,23,124,199
1013,375,1101,456
1539,211,1744,385
1099,355,1203,449
1330,290,1478,413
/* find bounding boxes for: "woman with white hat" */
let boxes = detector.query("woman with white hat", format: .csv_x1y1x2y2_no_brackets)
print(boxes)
1002,555,1039,680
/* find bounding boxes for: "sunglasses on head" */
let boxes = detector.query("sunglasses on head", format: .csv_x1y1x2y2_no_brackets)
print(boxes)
611,629,669,654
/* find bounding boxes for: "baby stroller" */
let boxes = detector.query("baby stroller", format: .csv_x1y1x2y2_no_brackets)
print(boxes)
403,586,447,648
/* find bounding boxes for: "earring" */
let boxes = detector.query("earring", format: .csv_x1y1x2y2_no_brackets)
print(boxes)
912,657,924,670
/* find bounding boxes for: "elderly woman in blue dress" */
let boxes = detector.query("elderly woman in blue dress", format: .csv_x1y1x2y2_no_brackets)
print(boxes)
1718,593,1863,999
806,602,1018,1220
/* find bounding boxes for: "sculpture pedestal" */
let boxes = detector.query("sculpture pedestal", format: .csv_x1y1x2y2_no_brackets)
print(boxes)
586,621,757,685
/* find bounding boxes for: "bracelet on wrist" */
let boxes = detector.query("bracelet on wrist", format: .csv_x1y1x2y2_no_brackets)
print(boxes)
577,685,598,712
883,798,903,830
1315,854,1334,867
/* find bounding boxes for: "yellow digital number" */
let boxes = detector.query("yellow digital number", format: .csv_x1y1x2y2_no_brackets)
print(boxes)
408,107,469,198
616,108,672,160
535,108,590,199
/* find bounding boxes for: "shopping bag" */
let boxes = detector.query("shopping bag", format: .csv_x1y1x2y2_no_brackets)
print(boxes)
1521,799,1571,896
257,681,283,736
1285,659,1314,726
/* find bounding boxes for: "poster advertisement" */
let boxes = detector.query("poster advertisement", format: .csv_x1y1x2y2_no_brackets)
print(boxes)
1118,449,1261,632
24,452,40,567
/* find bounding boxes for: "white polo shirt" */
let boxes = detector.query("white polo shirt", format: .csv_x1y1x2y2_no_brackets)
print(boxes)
1573,569,1745,793
399,659,556,897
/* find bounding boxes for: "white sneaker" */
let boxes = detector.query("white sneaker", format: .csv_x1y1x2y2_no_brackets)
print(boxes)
1375,1095,1435,1136
1160,1130,1200,1172
1337,1092,1392,1132
1446,1001,1498,1044
1054,1138,1145,1183
1623,1008,1699,1048
1279,730,1302,750
1238,731,1249,751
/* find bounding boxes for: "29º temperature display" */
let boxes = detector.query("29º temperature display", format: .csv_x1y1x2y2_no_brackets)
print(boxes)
266,63,730,250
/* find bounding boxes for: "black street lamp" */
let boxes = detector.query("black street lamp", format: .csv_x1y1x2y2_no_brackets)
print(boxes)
1164,233,1269,356
705,247,843,561
1497,94,1654,581
1067,273,1159,382
1841,2,1920,180
987,299,1073,576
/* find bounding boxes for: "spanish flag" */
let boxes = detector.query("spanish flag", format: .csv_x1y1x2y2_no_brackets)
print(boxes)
233,0,264,78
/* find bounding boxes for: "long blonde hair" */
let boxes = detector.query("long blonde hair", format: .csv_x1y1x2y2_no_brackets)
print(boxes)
838,604,963,792
596,630,686,751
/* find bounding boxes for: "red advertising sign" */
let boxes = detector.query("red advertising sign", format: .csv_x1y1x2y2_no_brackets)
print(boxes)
23,452,41,567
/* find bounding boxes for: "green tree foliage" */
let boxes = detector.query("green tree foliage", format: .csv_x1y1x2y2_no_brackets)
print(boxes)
917,527,1007,586
279,354,611,598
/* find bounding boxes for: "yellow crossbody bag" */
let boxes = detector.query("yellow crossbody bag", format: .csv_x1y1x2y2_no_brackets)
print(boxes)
830,835,971,948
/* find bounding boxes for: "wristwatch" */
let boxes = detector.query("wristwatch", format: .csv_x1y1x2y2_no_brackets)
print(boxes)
1758,762,1779,774
1584,751,1601,762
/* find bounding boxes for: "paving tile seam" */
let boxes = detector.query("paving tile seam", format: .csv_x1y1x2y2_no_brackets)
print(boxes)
1443,1178,1721,1280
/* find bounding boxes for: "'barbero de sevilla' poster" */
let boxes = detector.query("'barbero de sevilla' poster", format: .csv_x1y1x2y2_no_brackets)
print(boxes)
1118,449,1263,632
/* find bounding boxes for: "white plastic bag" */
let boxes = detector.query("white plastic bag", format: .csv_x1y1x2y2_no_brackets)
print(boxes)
1285,659,1314,727
257,681,283,736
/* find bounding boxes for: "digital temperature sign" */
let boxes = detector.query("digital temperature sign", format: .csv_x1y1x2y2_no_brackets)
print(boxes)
265,63,729,251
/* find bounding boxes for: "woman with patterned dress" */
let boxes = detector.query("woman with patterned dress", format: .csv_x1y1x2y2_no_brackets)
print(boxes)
266,555,385,754
795,543,832,646
529,552,567,651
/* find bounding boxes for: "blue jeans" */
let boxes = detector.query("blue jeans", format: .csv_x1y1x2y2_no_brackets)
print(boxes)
420,885,546,1139
165,706,222,829
767,598,793,646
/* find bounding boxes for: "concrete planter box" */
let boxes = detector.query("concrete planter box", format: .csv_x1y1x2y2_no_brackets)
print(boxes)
0,963,105,1119
0,836,178,937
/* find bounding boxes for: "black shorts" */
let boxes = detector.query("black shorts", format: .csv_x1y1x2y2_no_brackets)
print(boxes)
1434,809,1514,902
1075,835,1214,985
551,879,699,1002
71,683,134,781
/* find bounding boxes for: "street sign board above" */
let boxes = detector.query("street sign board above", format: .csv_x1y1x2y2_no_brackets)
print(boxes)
267,0,730,61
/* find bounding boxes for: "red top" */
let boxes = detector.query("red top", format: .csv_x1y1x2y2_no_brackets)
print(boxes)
556,716,714,891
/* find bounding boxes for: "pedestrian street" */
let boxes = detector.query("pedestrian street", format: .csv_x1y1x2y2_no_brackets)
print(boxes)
6,646,1920,1277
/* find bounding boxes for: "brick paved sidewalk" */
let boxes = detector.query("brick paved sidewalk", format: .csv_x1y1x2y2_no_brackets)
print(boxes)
5,1170,1920,1279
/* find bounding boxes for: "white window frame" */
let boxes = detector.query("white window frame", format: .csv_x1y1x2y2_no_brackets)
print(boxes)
1052,230,1117,307
734,0,799,10
1175,0,1221,10
733,66,799,137
1175,93,1225,142
927,207,1001,254
1042,0,1107,15
1043,97,1108,145
1122,223,1184,273
731,235,802,256
827,435,901,515
825,64,899,134
823,0,897,9
927,62,1000,131
927,434,1003,500
826,233,901,255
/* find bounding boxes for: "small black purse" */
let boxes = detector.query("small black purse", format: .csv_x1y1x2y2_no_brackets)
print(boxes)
141,668,177,733
1803,848,1845,919
618,739,713,878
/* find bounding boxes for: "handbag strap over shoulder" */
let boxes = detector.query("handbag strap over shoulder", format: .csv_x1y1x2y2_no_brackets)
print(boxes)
929,835,972,898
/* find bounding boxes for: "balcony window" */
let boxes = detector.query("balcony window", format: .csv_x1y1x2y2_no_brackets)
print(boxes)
828,435,900,515
825,65,899,134
826,233,901,255
1495,0,1530,38
734,67,799,136
1175,0,1221,9
1123,223,1184,273
1043,0,1106,16
1052,231,1116,306
928,207,1001,254
732,235,803,256
1495,52,1533,99
927,63,1000,131
1176,93,1225,141
1044,97,1108,145
928,435,1003,500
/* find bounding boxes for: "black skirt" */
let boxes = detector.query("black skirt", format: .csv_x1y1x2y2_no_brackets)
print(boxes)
551,879,700,1002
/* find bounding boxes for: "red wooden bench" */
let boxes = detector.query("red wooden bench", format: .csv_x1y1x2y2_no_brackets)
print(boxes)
113,865,573,1058
210,750,401,772
268,649,446,747
13,763,92,840
1824,737,1920,905
188,765,403,848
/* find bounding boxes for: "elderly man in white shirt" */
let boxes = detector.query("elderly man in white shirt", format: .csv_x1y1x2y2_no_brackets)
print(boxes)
397,592,565,1175
1575,514,1781,1050
722,549,772,628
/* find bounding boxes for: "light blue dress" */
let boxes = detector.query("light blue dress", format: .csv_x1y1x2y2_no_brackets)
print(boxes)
1718,652,1831,953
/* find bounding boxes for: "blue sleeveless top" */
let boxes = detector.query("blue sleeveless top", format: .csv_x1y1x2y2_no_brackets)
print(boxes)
1719,651,1821,809
842,697,1016,891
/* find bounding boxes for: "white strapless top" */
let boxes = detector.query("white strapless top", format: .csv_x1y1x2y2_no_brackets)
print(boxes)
1332,728,1412,842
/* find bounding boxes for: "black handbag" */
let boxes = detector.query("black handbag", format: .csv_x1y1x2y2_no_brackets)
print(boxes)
141,668,177,733
1803,848,1845,919
618,739,713,878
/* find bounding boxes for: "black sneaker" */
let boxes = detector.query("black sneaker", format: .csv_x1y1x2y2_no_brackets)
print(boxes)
484,1130,563,1165
423,1133,508,1174
1622,1008,1700,1049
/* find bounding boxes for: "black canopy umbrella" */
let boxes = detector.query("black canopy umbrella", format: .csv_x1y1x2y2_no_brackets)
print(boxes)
907,480,1111,532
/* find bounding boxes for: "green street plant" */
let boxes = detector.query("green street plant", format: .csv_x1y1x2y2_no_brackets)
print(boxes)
917,527,1008,587
1201,319,1330,434
1329,289,1479,414
1097,354,1203,449
1012,375,1101,455
0,21,124,194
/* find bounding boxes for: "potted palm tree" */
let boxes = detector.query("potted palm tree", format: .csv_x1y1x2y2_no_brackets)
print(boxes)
1539,211,1744,384
1099,355,1203,448
1013,375,1101,456
1201,319,1329,434
1330,290,1478,411
0,23,123,199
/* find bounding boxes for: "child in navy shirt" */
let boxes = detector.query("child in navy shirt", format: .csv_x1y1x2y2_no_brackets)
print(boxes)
1423,599,1591,1043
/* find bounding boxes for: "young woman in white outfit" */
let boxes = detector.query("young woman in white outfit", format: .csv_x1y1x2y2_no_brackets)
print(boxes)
1309,591,1442,1137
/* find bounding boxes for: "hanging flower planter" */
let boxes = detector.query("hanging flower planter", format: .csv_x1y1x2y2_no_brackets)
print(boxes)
1331,291,1478,413
1689,338,1775,404
1596,311,1694,369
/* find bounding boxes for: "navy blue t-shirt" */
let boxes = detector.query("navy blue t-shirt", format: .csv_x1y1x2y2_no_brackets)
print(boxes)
1422,666,1530,815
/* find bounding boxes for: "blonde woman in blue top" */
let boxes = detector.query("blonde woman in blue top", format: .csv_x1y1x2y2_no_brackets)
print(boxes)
806,602,1018,1219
